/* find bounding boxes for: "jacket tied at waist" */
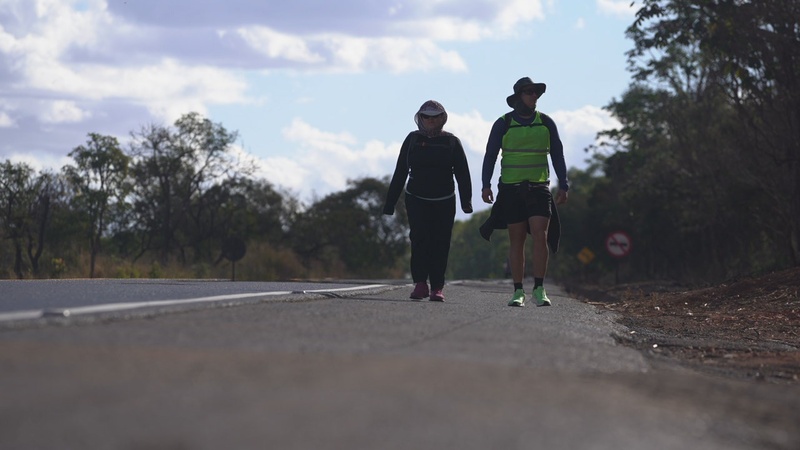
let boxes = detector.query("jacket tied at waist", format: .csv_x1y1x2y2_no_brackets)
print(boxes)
478,181,561,254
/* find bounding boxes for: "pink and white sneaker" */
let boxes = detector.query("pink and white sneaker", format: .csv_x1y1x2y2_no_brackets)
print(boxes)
429,288,445,302
410,282,429,299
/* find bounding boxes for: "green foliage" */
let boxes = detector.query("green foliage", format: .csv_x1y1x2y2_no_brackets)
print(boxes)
0,161,53,278
627,0,800,269
148,261,163,279
49,258,67,278
447,209,509,280
290,177,408,278
64,133,131,278
127,112,249,265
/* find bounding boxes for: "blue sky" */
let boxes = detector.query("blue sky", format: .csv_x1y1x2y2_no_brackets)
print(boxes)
0,0,640,218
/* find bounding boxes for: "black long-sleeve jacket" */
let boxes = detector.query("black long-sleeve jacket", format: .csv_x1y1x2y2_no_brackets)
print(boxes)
383,131,472,215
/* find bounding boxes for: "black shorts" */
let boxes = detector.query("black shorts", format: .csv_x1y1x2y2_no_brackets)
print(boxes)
498,181,552,224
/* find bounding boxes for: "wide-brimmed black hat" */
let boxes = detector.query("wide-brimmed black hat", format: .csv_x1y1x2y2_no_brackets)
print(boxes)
506,77,547,107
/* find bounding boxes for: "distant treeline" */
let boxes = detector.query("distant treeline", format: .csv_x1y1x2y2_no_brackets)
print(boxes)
0,112,409,280
2,1,797,283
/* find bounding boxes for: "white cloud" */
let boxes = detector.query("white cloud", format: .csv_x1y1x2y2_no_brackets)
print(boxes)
5,151,72,173
575,17,586,29
597,0,640,18
40,100,90,123
551,105,621,167
495,0,546,32
554,105,620,137
235,28,469,73
236,27,324,64
390,17,492,42
0,112,15,127
259,118,398,198
282,118,358,150
1,0,114,63
445,110,493,157
328,36,466,73
1,0,543,136
1,1,250,124
0,26,18,54
23,57,249,122
253,156,311,195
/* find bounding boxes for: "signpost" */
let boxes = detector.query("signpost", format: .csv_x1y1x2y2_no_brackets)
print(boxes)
577,247,595,265
605,231,632,284
222,237,246,281
605,231,632,258
577,247,596,281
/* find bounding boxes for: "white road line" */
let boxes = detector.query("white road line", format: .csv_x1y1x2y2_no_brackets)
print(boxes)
293,284,386,294
0,284,388,323
0,310,43,321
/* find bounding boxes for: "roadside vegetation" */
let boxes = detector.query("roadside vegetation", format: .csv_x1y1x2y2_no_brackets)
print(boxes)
1,1,797,284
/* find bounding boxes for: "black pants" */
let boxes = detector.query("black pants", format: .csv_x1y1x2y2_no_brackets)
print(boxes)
405,193,456,289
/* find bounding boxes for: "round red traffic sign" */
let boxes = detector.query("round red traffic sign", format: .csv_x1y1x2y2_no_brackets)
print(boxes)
605,231,632,258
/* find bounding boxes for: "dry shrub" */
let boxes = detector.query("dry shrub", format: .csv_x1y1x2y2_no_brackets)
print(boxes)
223,241,307,281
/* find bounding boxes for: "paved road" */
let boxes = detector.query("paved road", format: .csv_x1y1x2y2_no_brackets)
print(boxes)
0,279,387,320
1,279,798,449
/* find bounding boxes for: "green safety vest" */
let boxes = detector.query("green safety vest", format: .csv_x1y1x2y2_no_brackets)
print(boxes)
500,112,550,184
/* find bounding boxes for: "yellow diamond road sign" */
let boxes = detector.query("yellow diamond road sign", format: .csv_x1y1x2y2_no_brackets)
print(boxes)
578,247,595,265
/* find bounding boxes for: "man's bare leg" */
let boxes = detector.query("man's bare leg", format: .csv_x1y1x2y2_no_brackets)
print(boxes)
529,216,550,279
507,221,529,306
529,215,552,306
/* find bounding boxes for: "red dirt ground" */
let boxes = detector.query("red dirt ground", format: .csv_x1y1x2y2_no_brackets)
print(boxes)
567,267,800,385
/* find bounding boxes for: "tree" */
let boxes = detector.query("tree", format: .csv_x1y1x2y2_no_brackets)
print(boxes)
628,0,800,266
547,164,616,283
290,177,408,277
200,177,294,264
128,112,247,264
0,161,37,278
65,133,131,277
448,209,509,280
24,171,66,276
598,81,754,280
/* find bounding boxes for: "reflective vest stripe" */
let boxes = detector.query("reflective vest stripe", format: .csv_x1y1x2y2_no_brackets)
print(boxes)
502,148,549,153
504,164,549,168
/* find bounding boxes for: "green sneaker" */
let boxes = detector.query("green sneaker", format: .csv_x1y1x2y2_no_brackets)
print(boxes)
508,289,526,307
533,286,551,307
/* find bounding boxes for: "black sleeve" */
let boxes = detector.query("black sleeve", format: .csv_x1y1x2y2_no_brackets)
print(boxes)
481,117,506,189
383,133,413,215
541,113,569,191
451,136,473,211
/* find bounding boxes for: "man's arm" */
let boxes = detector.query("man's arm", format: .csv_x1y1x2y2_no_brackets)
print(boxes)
481,117,506,189
541,113,569,192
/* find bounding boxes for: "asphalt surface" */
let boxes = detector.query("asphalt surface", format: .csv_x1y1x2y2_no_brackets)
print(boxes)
1,279,798,449
0,279,382,318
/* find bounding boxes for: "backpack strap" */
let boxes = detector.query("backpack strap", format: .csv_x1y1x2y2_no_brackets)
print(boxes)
406,132,457,171
406,132,418,173
503,112,513,135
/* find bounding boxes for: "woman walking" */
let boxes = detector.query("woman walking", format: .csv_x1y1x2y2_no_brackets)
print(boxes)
383,100,473,301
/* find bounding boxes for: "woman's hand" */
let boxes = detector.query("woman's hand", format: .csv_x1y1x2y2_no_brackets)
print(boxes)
481,187,494,204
